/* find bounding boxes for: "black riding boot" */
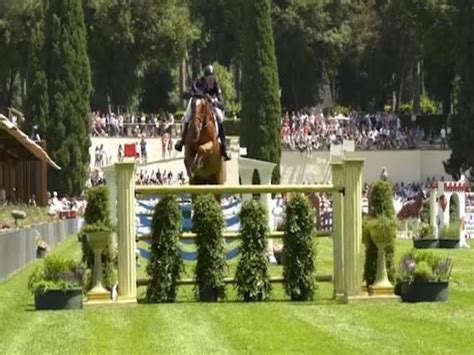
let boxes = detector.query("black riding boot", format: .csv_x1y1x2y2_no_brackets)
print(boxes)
217,121,231,161
174,123,188,152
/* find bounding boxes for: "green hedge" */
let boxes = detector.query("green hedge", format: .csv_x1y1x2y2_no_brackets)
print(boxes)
193,194,227,301
235,200,272,301
223,119,240,136
145,196,183,303
283,194,316,301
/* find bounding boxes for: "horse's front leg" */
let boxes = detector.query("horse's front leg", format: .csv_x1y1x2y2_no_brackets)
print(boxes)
197,141,214,157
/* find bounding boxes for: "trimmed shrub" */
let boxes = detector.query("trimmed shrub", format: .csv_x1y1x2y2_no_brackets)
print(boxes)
81,186,116,291
235,200,272,301
283,194,316,301
84,186,111,226
193,194,227,301
364,181,396,286
146,196,183,303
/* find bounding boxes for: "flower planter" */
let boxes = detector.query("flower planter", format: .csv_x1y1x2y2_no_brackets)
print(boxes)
34,288,83,310
199,286,218,302
400,282,449,303
438,239,460,249
413,239,439,249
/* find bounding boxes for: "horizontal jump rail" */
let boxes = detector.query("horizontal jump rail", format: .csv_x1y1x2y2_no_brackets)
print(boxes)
135,184,344,196
136,275,333,287
137,230,332,242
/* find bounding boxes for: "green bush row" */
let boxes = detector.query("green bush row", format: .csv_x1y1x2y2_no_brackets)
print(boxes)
145,193,316,303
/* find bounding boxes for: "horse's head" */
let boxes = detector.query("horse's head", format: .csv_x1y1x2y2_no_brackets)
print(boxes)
188,97,214,144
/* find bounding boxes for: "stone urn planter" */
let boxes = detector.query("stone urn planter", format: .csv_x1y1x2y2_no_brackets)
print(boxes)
367,217,398,298
87,230,112,302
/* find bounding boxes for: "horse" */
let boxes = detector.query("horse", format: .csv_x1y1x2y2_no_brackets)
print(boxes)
184,96,225,187
397,189,427,221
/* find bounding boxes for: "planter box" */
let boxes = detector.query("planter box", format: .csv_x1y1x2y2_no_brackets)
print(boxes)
400,282,449,303
413,239,439,249
438,239,460,249
34,288,83,310
199,286,218,302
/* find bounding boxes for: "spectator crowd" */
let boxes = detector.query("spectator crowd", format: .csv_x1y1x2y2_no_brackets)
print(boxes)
90,112,176,138
280,111,449,152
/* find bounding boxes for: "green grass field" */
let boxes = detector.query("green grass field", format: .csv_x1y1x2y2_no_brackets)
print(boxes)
1,236,474,354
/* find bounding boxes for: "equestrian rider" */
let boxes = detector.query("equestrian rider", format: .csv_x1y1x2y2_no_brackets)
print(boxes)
174,65,231,161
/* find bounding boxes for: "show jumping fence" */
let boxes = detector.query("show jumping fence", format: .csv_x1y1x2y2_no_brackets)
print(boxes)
108,159,365,304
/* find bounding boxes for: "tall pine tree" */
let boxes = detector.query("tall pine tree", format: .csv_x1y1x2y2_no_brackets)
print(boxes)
24,3,48,138
45,0,92,195
240,0,282,183
444,0,474,179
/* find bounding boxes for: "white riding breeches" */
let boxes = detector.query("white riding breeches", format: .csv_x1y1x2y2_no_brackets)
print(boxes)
181,99,224,125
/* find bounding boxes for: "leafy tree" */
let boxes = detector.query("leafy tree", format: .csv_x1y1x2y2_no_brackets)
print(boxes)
24,1,48,136
444,0,474,179
45,0,92,195
240,0,282,183
213,62,239,115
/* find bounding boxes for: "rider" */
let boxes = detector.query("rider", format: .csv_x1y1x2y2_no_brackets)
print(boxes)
174,65,231,161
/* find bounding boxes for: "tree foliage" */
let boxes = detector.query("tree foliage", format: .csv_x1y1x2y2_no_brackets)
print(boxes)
45,0,92,196
240,0,282,184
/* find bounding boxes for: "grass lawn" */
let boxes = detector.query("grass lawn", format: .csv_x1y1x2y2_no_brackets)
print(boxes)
1,236,474,354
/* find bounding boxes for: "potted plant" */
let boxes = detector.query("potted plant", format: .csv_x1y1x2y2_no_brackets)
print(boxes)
439,223,460,249
235,200,272,302
364,181,396,288
193,194,227,302
28,255,83,310
367,215,398,296
82,186,115,302
145,196,183,303
413,223,438,249
397,249,453,302
282,194,315,301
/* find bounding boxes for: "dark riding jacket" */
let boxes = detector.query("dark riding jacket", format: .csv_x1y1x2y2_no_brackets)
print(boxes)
191,77,225,111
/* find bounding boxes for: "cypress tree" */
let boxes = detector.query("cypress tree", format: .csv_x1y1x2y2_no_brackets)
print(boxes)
45,0,92,196
240,0,282,183
24,4,48,138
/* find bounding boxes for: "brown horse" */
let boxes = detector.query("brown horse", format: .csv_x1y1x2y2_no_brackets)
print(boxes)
184,97,225,186
397,190,426,220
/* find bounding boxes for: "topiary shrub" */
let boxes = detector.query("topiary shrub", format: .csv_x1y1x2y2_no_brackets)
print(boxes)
235,200,272,302
81,186,116,291
364,181,396,286
193,194,227,302
283,194,316,301
145,196,183,303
